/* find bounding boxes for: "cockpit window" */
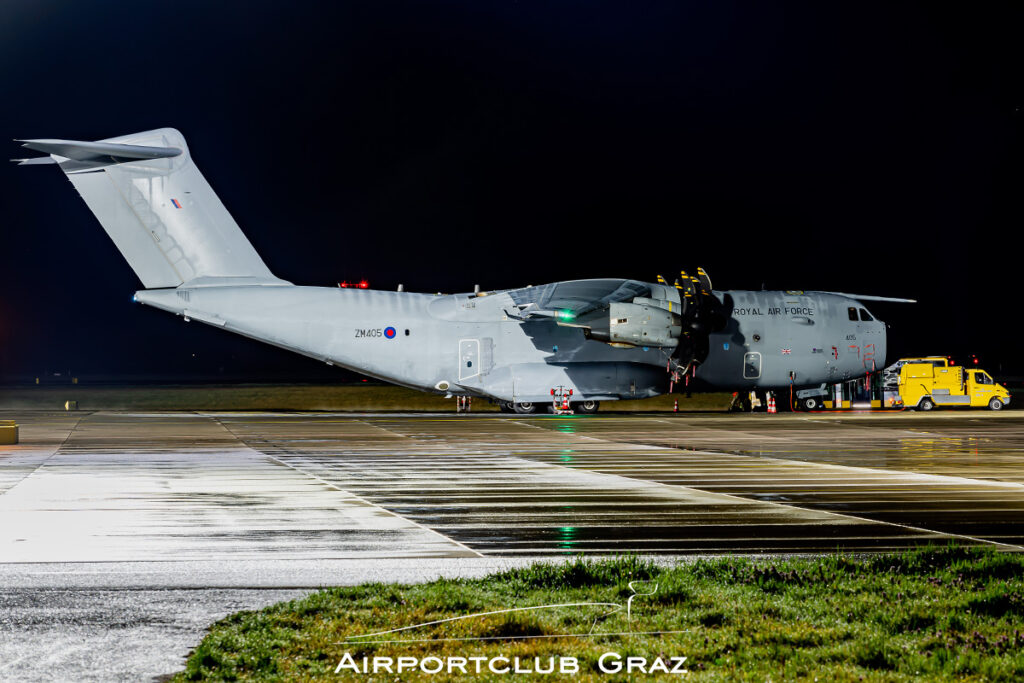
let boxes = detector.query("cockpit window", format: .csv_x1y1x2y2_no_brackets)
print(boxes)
848,307,858,321
859,308,874,321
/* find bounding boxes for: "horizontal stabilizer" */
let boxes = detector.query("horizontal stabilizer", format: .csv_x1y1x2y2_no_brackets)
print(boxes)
820,291,917,303
11,156,56,165
16,138,181,167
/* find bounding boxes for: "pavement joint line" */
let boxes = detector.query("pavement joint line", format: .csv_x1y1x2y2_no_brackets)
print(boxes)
0,652,38,675
207,414,486,559
510,419,610,443
630,441,1024,492
648,418,793,442
0,414,85,498
510,429,1024,552
568,462,1024,550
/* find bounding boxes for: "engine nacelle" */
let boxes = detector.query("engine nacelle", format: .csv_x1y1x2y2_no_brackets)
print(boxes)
607,301,681,347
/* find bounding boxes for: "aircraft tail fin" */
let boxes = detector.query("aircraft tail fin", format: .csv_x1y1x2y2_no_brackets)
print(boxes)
17,128,287,289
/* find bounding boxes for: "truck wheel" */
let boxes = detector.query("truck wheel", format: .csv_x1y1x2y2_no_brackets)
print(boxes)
512,402,538,414
575,400,600,414
918,398,935,411
988,398,1004,411
801,397,820,411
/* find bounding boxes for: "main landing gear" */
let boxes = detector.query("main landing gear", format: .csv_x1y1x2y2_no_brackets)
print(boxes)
499,400,600,414
800,396,821,411
499,401,539,414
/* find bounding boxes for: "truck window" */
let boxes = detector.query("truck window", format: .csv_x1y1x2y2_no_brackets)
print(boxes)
848,307,858,321
975,372,993,385
859,308,874,321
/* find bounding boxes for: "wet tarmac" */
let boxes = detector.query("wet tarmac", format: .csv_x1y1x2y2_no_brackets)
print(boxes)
3,409,1024,680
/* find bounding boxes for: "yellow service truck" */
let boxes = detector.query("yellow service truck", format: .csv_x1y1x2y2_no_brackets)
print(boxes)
896,360,1010,411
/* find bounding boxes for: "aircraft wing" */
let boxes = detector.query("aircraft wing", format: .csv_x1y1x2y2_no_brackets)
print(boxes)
505,279,652,320
818,291,917,303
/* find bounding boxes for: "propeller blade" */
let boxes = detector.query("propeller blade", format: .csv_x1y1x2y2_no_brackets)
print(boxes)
697,267,712,293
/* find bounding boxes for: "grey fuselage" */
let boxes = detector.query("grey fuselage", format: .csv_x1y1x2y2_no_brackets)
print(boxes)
136,282,885,403
20,129,889,403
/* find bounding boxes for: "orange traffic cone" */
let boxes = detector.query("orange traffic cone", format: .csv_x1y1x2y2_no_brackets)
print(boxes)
768,395,777,414
673,398,679,413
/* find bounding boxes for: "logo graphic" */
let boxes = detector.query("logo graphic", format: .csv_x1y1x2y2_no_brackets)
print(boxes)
340,581,675,645
170,198,182,209
333,581,690,676
384,326,397,339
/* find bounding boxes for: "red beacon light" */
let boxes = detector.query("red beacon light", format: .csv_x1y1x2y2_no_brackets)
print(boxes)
338,280,371,289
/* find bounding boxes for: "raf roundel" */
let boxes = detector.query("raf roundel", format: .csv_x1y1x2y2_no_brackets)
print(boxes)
384,326,397,339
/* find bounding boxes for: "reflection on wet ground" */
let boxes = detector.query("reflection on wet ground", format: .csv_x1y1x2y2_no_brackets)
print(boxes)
3,410,1024,558
217,411,1024,554
5,409,1024,681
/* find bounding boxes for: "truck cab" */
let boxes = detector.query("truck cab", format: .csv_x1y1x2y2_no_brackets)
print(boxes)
964,369,1010,409
898,361,1010,411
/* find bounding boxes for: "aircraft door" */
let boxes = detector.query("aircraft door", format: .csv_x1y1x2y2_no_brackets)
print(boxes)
459,339,480,381
743,352,761,379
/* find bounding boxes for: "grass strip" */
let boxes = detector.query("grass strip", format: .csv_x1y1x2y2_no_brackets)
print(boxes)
173,545,1024,681
0,384,732,412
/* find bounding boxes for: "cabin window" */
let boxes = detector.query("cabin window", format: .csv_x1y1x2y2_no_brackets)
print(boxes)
848,307,858,321
976,372,993,385
859,308,874,321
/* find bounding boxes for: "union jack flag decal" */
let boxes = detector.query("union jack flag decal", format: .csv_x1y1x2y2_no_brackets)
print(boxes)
781,348,792,355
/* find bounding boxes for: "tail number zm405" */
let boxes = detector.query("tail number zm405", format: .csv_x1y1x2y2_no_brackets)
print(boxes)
354,327,398,339
354,328,383,338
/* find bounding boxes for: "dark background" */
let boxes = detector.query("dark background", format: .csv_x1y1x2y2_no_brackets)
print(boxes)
0,1,1020,382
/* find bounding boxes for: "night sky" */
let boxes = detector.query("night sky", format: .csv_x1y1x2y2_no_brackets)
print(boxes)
1,2,1020,382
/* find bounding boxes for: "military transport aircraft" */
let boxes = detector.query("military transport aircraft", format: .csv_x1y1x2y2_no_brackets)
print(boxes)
16,129,913,413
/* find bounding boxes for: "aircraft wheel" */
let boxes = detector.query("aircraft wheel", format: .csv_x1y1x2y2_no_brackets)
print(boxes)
512,402,538,414
801,397,820,411
988,398,1004,411
918,397,935,412
575,400,600,414
498,401,515,413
